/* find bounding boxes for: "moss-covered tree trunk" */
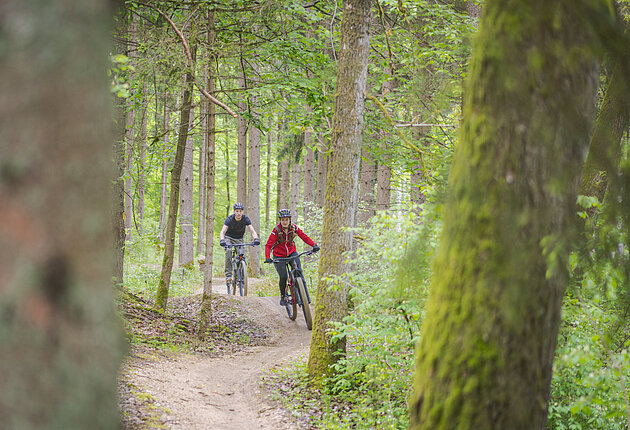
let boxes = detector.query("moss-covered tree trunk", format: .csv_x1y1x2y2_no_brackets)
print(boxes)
0,0,125,427
410,1,610,428
579,61,630,202
307,0,372,383
156,70,194,310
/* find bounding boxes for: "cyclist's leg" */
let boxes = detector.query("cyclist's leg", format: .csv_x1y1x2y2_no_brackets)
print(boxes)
274,261,288,304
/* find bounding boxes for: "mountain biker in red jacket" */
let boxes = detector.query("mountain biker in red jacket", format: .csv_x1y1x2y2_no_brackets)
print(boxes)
265,209,319,305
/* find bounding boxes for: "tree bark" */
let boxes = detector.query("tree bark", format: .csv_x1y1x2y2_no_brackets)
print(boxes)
290,156,300,225
158,95,170,245
137,91,148,235
409,0,604,428
316,135,328,208
359,148,377,223
308,0,372,383
178,98,195,268
579,61,630,202
0,1,124,426
304,131,316,219
199,9,216,335
156,64,195,310
124,12,137,242
197,75,208,256
237,56,248,207
247,61,261,276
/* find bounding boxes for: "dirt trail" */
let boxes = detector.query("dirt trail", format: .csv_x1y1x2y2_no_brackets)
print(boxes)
125,280,312,429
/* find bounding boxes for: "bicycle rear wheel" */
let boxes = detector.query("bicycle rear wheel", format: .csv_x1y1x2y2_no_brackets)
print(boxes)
285,282,297,321
238,261,248,296
296,277,312,330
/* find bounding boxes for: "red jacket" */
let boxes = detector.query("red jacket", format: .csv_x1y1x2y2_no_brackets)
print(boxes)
265,223,315,259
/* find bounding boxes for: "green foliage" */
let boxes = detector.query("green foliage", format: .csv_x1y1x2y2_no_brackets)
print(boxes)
306,203,441,428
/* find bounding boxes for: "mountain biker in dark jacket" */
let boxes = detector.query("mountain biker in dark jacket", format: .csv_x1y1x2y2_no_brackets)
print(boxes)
219,202,260,292
264,209,319,305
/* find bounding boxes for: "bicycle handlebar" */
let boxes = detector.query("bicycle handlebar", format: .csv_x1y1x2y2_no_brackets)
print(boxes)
223,242,259,248
266,249,318,264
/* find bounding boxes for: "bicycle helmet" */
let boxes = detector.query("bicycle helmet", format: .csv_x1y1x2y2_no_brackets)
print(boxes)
233,202,245,210
278,209,292,218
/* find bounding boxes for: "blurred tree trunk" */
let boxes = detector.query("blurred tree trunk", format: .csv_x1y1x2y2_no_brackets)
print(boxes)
0,0,124,426
410,124,428,206
157,61,195,310
265,126,273,231
409,0,607,428
308,0,372,384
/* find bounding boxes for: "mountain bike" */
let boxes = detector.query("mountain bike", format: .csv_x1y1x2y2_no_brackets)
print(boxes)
224,242,259,296
266,249,317,330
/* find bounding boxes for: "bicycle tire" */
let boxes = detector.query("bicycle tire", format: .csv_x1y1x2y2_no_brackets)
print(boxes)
231,267,237,295
286,281,297,321
238,261,248,296
296,277,312,330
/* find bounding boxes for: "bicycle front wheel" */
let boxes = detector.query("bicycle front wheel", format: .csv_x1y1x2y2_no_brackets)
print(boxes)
296,277,312,330
231,267,237,295
286,283,297,321
238,261,248,296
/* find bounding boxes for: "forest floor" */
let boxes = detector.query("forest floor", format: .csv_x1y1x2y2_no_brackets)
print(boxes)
118,277,314,429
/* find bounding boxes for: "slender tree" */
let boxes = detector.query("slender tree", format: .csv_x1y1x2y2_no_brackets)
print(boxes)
409,0,615,428
308,0,372,383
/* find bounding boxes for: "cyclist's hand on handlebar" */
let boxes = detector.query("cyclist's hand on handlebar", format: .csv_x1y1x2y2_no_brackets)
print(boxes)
264,258,273,264
253,238,260,246
312,244,320,253
220,239,226,248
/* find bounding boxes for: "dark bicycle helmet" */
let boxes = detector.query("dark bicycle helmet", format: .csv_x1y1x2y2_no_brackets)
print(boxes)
233,202,245,210
278,208,292,218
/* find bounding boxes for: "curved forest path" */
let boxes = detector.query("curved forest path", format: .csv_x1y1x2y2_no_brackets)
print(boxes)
123,278,312,429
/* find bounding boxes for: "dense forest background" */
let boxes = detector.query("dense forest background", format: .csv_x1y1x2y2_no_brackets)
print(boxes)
115,0,630,428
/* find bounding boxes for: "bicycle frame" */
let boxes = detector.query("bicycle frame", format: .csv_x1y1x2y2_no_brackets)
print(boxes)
224,241,258,296
271,250,316,329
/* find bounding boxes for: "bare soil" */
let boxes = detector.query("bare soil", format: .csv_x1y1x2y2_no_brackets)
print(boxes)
119,278,312,429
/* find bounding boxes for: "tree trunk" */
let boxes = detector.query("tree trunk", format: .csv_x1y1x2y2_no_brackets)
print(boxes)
124,12,137,242
316,135,328,208
376,160,391,210
156,64,195,310
0,1,124,426
290,157,300,225
579,61,630,202
308,0,372,383
237,58,248,207
359,148,377,223
410,125,428,206
265,125,272,231
304,131,316,219
409,0,604,428
277,158,290,211
178,107,195,268
158,95,170,245
199,9,216,335
137,92,148,235
248,64,261,276
197,76,208,256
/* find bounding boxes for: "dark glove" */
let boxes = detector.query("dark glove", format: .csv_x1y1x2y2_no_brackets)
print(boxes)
253,238,260,246
312,244,320,253
264,258,273,264
220,239,226,248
